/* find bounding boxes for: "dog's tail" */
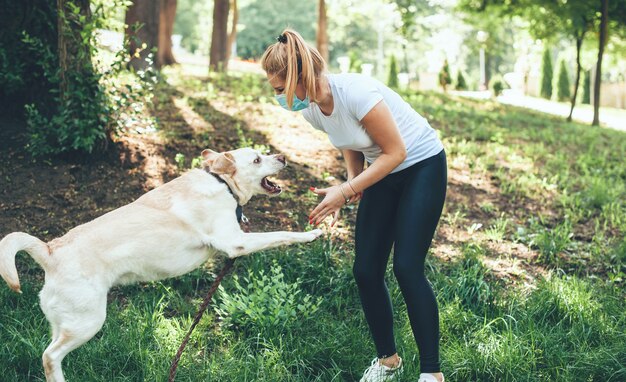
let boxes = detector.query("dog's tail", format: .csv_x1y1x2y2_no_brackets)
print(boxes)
0,232,51,293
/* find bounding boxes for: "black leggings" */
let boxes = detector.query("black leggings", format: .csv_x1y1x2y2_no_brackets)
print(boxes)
354,149,447,374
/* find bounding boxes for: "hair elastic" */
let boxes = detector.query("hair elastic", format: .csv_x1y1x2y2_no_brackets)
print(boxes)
276,34,287,44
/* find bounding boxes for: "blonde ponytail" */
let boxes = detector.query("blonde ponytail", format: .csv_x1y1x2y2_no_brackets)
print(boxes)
260,29,326,109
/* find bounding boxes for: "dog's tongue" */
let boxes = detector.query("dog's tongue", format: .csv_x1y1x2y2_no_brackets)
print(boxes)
261,177,281,194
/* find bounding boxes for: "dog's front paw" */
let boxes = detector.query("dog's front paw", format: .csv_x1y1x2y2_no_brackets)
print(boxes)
307,229,324,241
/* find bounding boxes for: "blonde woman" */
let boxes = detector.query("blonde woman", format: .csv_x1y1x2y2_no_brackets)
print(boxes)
261,29,446,382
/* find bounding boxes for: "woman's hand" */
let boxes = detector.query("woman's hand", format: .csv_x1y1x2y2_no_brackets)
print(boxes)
309,185,349,227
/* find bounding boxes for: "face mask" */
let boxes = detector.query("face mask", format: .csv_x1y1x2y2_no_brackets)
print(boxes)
275,93,310,111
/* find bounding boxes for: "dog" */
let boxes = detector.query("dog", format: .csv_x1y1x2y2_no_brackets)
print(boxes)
0,147,323,382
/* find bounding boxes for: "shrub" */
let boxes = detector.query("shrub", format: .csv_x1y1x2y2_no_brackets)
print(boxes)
387,55,399,89
215,262,322,336
489,74,505,96
13,0,155,157
438,59,452,91
555,59,571,102
455,70,468,90
539,49,553,99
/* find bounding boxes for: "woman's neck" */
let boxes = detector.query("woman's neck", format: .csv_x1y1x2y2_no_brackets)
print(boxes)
314,74,333,116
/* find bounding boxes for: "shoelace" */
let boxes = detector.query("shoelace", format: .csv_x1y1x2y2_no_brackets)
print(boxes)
363,358,397,380
362,358,380,377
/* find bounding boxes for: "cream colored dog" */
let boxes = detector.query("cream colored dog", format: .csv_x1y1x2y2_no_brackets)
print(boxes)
0,147,322,382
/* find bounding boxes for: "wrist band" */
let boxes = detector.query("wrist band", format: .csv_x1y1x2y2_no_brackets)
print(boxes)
347,180,357,195
339,184,350,204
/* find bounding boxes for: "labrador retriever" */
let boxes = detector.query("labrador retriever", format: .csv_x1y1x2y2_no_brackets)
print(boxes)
0,147,323,382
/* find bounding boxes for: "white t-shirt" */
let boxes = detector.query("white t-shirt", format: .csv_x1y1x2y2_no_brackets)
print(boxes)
302,73,443,173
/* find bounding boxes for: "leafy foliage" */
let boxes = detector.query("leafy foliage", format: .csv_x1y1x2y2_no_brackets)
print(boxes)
489,74,505,96
539,49,553,99
555,59,571,102
438,59,452,90
1,0,154,157
236,0,316,59
387,55,399,89
455,70,468,90
215,262,322,336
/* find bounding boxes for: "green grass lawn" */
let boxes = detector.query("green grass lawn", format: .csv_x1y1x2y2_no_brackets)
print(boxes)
1,69,625,381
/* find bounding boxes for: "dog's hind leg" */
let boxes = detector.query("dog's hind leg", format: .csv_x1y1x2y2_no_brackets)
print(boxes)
41,291,107,382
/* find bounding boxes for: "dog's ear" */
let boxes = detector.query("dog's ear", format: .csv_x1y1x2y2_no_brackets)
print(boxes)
201,149,219,160
208,152,236,176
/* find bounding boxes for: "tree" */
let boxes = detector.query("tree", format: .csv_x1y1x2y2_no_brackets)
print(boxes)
393,0,441,75
592,0,608,126
539,49,553,99
209,0,229,72
317,0,329,64
582,69,591,104
125,0,161,71
57,0,93,99
236,0,316,59
388,55,399,89
438,59,452,92
225,0,238,62
456,70,468,90
555,59,571,102
458,0,593,121
158,0,177,66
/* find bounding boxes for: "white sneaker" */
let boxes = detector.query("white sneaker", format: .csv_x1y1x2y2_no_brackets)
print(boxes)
359,357,404,382
418,373,444,382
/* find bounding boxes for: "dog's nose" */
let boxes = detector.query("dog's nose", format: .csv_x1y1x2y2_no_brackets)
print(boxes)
276,154,286,164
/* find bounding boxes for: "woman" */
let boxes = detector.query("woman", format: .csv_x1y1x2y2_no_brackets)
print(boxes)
261,29,446,382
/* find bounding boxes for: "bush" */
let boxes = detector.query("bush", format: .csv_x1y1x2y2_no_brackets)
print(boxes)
4,0,152,157
438,59,452,91
455,70,468,90
215,262,322,336
539,49,553,99
387,55,399,89
489,74,505,96
555,59,571,102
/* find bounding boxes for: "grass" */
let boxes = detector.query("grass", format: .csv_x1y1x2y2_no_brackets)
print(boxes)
1,68,625,381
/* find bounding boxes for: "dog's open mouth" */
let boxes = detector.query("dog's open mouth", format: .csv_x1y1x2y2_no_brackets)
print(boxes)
261,177,282,194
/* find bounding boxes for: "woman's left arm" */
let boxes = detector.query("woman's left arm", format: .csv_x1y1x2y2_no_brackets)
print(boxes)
310,100,406,225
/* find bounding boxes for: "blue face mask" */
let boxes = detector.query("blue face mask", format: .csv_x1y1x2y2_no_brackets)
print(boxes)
275,93,310,111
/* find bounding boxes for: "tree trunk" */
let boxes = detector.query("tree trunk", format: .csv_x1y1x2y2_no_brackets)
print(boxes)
316,0,329,63
225,0,238,62
57,0,92,99
592,0,608,126
158,0,177,66
567,32,585,122
209,0,230,72
125,0,161,71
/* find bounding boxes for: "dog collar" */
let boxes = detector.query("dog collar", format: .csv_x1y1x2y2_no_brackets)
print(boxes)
206,171,244,223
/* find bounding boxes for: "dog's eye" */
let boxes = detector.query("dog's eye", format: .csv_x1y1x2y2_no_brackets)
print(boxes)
253,157,261,164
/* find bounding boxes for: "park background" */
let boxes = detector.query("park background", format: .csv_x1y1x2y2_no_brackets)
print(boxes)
0,0,625,381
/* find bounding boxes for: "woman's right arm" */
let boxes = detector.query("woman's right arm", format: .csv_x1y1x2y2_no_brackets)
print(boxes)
342,149,365,203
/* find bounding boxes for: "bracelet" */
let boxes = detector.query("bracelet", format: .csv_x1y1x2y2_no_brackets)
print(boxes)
339,184,350,204
347,180,358,195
